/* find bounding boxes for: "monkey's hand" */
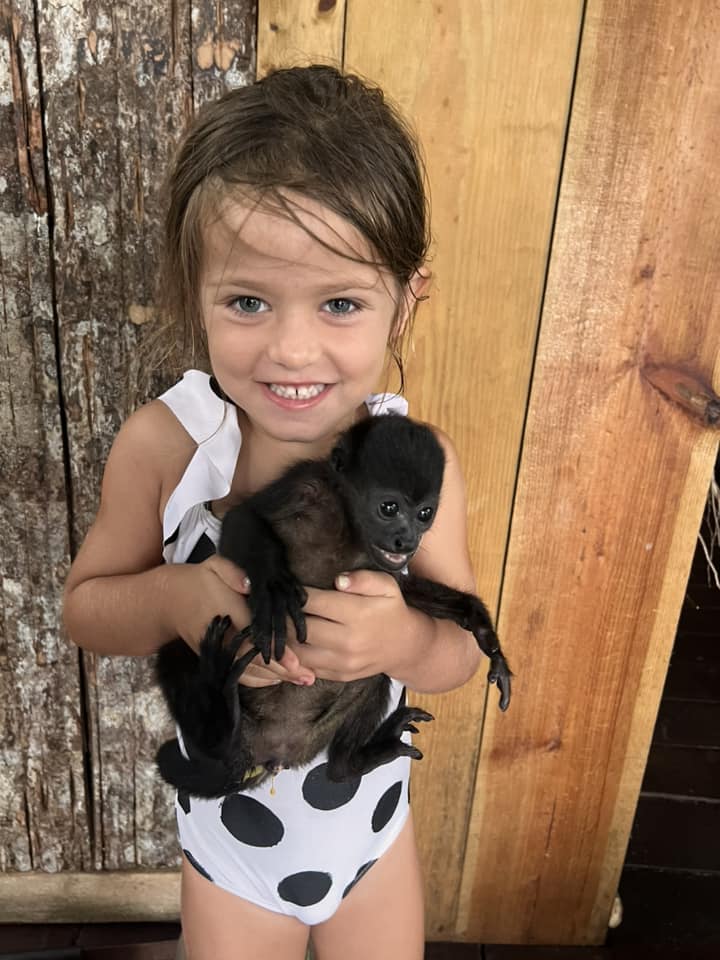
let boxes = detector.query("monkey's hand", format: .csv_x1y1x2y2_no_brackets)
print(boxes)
488,650,512,712
248,573,308,664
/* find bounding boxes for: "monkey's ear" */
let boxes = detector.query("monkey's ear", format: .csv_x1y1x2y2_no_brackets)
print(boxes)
330,438,349,473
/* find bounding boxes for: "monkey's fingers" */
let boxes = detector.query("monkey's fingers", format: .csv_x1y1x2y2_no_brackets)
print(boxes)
270,590,289,662
488,653,512,711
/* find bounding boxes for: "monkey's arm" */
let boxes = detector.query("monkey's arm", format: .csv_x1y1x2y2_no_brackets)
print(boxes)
400,575,512,711
220,504,307,663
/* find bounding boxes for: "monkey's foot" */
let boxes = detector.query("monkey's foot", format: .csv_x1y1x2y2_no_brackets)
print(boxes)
488,651,512,711
195,617,257,728
354,706,434,774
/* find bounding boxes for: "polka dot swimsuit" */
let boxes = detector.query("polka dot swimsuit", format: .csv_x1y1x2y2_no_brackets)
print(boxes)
159,371,413,925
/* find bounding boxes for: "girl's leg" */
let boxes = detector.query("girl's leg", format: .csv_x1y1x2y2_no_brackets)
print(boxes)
180,854,310,960
310,813,424,960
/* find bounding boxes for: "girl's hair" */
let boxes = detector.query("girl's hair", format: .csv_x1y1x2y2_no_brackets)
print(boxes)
152,65,430,388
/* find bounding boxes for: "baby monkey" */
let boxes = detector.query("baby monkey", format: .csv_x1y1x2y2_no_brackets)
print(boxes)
156,415,512,798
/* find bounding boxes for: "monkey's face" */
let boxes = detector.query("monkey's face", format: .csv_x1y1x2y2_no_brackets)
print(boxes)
356,487,438,571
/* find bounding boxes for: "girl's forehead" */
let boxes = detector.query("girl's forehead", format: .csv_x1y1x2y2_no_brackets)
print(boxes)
201,193,386,289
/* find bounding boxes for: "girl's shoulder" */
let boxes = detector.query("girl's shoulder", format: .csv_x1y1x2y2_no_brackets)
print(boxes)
109,399,198,522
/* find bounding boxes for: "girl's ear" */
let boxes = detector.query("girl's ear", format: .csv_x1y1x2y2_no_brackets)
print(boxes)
393,268,432,339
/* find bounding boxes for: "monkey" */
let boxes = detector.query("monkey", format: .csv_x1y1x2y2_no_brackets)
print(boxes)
155,414,512,799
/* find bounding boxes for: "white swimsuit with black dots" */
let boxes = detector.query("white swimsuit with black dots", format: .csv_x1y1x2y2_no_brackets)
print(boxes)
159,370,413,925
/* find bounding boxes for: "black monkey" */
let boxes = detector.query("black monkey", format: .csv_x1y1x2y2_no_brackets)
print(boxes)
156,415,511,799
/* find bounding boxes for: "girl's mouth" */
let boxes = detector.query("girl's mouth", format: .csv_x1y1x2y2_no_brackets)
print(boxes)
263,382,331,408
268,383,326,400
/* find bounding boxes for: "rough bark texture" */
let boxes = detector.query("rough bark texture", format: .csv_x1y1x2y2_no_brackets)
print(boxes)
0,1,90,871
2,0,254,875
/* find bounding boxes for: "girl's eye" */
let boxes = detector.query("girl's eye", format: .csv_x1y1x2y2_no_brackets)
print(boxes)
324,298,358,316
230,296,268,315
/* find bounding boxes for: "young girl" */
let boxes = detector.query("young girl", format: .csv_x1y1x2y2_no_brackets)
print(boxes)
63,65,482,960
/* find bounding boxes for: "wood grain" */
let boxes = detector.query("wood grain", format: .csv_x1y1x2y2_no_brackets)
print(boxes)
0,0,90,873
256,0,345,78
459,0,720,943
0,871,180,922
342,0,583,936
32,0,254,871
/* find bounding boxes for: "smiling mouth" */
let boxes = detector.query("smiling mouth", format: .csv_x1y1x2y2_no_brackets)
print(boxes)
268,383,327,400
372,546,413,570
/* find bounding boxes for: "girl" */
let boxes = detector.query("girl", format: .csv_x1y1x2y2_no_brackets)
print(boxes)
63,65,482,960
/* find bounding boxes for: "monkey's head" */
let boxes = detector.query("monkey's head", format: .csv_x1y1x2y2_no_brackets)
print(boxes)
331,415,446,572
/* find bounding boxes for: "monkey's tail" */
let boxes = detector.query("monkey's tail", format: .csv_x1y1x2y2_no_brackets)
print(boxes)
156,739,243,799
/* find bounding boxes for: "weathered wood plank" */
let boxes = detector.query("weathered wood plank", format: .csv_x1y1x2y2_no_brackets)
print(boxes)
34,0,250,873
257,0,345,78
35,0,196,871
0,871,180,922
192,2,254,106
460,0,720,943
343,0,583,937
0,0,90,872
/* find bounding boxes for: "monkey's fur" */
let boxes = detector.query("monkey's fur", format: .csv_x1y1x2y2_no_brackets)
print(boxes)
156,415,511,798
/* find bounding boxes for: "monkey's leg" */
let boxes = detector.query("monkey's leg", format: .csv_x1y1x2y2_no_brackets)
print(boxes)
401,575,512,711
155,616,257,797
220,504,307,662
327,705,433,781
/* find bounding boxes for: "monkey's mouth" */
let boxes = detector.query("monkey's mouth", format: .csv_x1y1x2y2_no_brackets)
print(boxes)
372,546,413,571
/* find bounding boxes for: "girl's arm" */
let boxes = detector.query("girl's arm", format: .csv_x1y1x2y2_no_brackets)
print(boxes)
297,429,485,694
63,401,252,656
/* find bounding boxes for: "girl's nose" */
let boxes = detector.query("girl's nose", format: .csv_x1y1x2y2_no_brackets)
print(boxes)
266,313,322,369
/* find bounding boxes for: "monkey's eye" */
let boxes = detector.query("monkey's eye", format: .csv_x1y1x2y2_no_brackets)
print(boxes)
379,501,399,518
417,506,434,523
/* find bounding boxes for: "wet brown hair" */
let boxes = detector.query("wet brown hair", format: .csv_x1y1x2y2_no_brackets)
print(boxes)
153,65,431,390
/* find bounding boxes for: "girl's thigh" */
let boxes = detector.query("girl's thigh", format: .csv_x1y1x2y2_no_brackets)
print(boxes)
310,813,424,960
180,854,310,960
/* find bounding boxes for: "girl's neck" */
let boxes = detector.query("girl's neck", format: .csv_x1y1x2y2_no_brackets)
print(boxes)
230,405,365,499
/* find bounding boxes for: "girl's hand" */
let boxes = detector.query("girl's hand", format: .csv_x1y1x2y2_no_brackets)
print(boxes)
294,570,427,682
164,557,314,688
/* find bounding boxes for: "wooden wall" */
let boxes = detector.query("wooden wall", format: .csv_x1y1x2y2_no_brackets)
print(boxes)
1,0,719,946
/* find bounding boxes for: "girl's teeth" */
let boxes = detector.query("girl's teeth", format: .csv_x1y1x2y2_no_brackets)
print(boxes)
269,384,325,400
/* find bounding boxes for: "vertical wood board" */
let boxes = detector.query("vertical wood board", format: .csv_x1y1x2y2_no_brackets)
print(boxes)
460,0,720,943
36,0,254,870
257,0,345,78
342,0,583,936
0,0,90,872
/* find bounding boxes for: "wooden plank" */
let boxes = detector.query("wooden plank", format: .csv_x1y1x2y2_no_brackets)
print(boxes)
35,0,195,872
257,0,345,78
0,0,90,873
0,872,180,922
343,0,583,937
652,700,720,749
192,2,255,106
642,745,720,799
33,0,250,874
626,794,720,871
612,866,720,948
460,0,720,944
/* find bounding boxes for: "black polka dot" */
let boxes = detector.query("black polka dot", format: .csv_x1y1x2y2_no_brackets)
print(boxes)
278,871,332,907
342,859,377,899
183,848,213,882
302,763,361,810
177,789,191,815
221,793,285,847
372,781,402,833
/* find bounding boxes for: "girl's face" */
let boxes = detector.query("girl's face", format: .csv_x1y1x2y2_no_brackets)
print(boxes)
199,194,406,453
